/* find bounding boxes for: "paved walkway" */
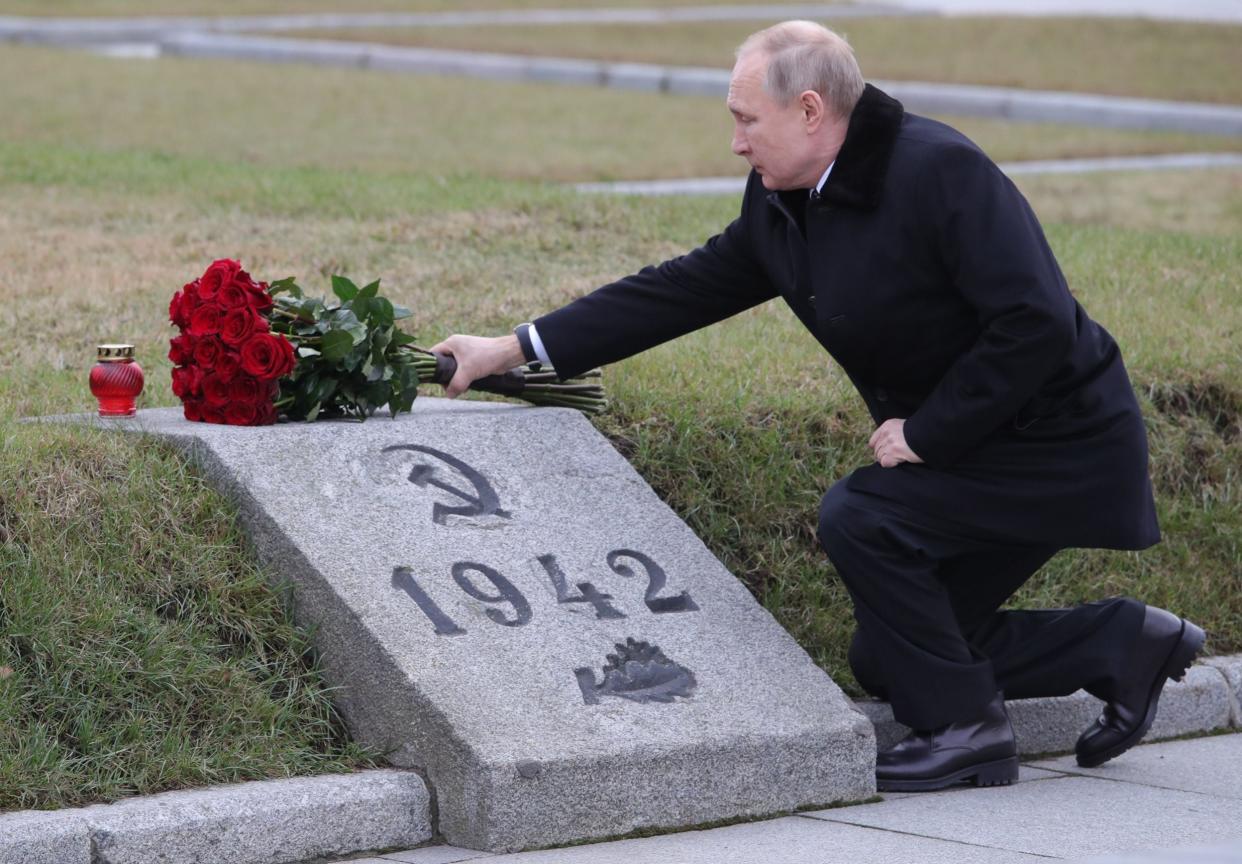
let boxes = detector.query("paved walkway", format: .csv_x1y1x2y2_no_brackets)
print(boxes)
330,732,1242,863
574,152,1242,197
50,32,1238,137
2,0,1239,35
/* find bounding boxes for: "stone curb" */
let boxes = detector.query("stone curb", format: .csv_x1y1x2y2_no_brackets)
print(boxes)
0,5,918,42
3,26,1240,136
855,656,1242,755
152,34,1242,137
0,769,432,864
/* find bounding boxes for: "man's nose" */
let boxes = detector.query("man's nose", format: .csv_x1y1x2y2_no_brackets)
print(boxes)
731,130,748,156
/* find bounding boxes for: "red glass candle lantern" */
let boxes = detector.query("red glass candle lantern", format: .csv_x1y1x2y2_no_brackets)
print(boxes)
89,344,144,417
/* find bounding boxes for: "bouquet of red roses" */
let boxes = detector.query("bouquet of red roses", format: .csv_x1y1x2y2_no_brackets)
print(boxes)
169,259,605,425
168,260,294,426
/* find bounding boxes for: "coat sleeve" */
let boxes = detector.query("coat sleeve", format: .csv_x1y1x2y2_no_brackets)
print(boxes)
532,175,778,379
902,145,1077,467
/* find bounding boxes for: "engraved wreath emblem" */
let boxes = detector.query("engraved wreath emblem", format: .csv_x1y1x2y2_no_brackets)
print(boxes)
574,638,697,705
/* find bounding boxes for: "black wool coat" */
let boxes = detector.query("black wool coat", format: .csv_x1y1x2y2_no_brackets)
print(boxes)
536,84,1160,550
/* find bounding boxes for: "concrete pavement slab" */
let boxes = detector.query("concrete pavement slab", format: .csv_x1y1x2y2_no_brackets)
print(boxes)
1075,839,1242,863
1028,733,1242,799
806,774,1242,859
451,814,1046,863
380,847,497,863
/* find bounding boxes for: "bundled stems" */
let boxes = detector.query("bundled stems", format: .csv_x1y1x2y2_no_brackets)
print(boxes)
407,348,607,414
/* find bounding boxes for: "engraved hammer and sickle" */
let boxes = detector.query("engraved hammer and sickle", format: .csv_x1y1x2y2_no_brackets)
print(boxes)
382,444,511,525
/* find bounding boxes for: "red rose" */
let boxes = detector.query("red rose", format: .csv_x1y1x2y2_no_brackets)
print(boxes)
256,399,278,425
189,303,223,338
202,372,230,407
171,365,203,399
239,333,296,381
246,283,274,313
220,308,266,347
214,349,241,383
183,398,203,422
227,374,266,404
169,290,187,328
223,400,258,426
199,259,241,302
201,404,226,425
168,333,195,366
193,335,223,370
217,282,251,310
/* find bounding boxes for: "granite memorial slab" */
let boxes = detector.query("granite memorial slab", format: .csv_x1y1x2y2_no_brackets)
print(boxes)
65,400,875,852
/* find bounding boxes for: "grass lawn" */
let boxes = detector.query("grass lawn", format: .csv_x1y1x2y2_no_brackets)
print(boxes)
281,16,1242,105
0,44,1237,194
1,37,1239,813
0,0,804,16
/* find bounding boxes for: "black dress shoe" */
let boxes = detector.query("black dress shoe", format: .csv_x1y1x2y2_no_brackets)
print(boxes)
876,692,1018,792
1075,605,1206,768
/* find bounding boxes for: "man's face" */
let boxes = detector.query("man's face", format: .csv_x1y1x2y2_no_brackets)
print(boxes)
727,51,814,191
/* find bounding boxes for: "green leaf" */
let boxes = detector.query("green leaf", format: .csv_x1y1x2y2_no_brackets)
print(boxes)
320,330,355,361
372,297,395,328
357,279,380,301
392,303,412,320
367,362,392,383
269,277,302,297
331,275,359,302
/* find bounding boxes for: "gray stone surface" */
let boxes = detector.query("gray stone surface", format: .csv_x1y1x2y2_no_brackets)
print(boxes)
0,810,91,864
808,775,1242,859
855,662,1231,757
445,815,1047,863
1028,733,1242,799
77,403,873,852
1202,654,1242,727
77,770,429,864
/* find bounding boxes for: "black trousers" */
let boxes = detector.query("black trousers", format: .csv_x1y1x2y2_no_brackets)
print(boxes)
817,477,1147,731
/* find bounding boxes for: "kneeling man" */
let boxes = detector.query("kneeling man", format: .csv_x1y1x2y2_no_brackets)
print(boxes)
432,21,1206,791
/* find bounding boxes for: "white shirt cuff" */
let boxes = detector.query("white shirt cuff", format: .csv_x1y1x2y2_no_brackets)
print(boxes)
527,323,553,366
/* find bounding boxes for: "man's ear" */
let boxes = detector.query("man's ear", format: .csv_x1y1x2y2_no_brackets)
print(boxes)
801,90,826,133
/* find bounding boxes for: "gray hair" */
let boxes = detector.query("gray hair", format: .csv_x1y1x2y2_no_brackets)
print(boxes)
737,21,865,118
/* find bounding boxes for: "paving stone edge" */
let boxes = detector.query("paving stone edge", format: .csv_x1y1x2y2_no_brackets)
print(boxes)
858,654,1242,755
0,769,432,864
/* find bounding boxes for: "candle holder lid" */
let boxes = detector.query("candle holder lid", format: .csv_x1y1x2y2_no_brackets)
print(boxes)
97,344,135,361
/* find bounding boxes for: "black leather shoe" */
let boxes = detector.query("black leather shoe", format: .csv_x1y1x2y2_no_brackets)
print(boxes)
876,692,1019,792
1075,605,1206,769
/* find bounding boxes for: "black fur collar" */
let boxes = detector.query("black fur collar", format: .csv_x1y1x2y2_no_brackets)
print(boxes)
817,83,904,210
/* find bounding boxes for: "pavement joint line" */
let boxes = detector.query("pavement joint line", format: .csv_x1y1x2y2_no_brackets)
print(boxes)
797,812,1066,859
1023,761,1242,800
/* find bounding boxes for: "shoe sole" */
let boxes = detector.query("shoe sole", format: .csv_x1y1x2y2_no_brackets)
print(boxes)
1076,618,1207,769
876,755,1019,793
